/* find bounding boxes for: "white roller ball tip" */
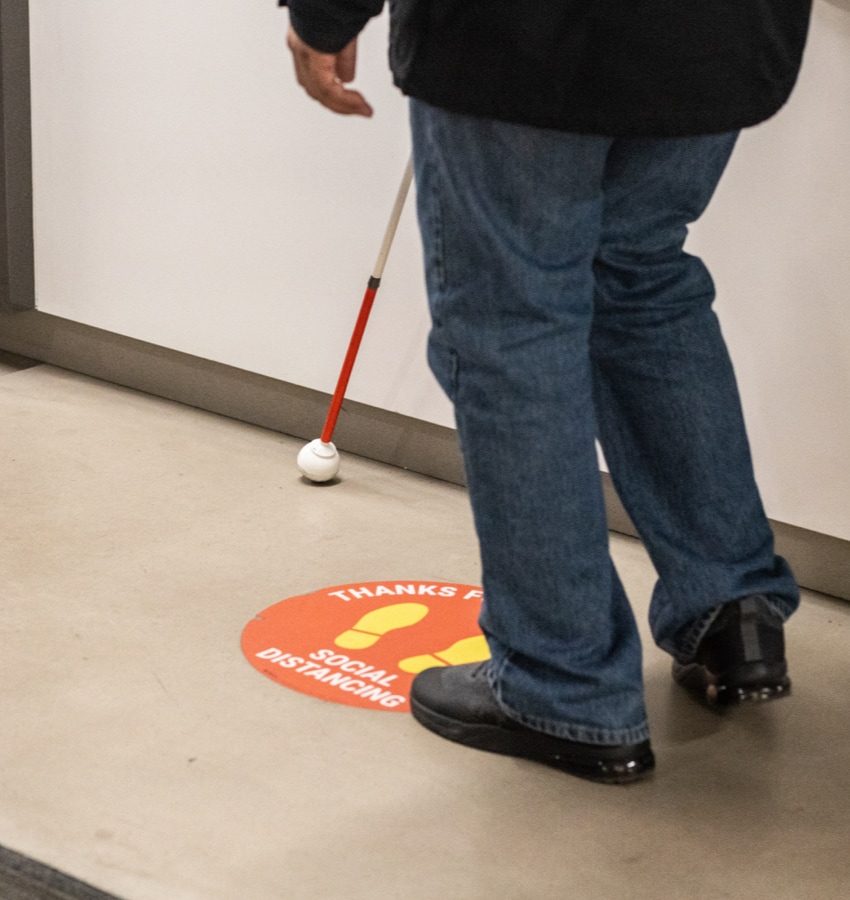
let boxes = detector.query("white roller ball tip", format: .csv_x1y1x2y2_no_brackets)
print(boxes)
297,439,340,483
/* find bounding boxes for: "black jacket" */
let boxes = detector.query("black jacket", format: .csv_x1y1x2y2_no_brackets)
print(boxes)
282,1,812,137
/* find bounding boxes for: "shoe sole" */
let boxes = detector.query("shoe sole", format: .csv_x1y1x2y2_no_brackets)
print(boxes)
673,661,792,707
410,697,655,785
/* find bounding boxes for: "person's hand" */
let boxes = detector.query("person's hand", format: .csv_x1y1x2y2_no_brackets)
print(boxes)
287,27,373,117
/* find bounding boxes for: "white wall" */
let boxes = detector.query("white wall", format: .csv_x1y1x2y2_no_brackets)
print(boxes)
690,0,850,540
28,1,850,540
29,0,447,422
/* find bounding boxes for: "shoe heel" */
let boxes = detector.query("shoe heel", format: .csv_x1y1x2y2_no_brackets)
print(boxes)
711,678,791,706
674,659,792,707
711,661,791,705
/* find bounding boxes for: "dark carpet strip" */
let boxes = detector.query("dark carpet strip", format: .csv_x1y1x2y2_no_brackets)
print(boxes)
0,846,121,900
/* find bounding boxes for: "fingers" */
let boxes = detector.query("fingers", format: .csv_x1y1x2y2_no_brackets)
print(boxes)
336,39,357,84
287,30,373,118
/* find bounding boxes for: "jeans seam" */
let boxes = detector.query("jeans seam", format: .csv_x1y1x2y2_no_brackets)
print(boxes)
425,124,447,297
449,350,460,400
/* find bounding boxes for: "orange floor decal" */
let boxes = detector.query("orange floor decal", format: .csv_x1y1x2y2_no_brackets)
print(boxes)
241,581,488,712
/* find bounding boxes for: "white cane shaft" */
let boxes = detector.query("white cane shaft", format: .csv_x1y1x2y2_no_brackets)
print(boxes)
371,158,414,280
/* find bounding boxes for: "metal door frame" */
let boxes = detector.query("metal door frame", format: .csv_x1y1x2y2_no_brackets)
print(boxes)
0,0,34,312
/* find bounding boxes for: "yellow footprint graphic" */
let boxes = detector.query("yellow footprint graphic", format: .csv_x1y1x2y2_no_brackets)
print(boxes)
398,635,491,674
334,602,430,650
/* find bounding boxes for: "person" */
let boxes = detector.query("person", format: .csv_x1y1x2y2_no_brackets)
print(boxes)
281,1,813,784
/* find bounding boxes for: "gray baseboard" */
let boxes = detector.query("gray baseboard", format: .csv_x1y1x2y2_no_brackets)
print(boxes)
0,311,466,485
2,309,848,601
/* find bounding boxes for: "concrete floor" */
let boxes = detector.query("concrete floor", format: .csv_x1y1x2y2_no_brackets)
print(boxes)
1,364,849,900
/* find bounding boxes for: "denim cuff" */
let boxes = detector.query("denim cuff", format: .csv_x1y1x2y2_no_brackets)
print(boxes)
670,594,794,665
669,603,723,664
485,658,651,747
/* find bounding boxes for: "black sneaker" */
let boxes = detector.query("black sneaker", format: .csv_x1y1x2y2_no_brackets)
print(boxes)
410,662,655,785
672,595,791,706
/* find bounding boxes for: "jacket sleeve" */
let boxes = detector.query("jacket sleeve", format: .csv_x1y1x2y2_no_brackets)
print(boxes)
279,1,385,54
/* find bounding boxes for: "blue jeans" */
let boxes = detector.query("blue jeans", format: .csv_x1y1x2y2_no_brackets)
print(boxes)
410,100,799,745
